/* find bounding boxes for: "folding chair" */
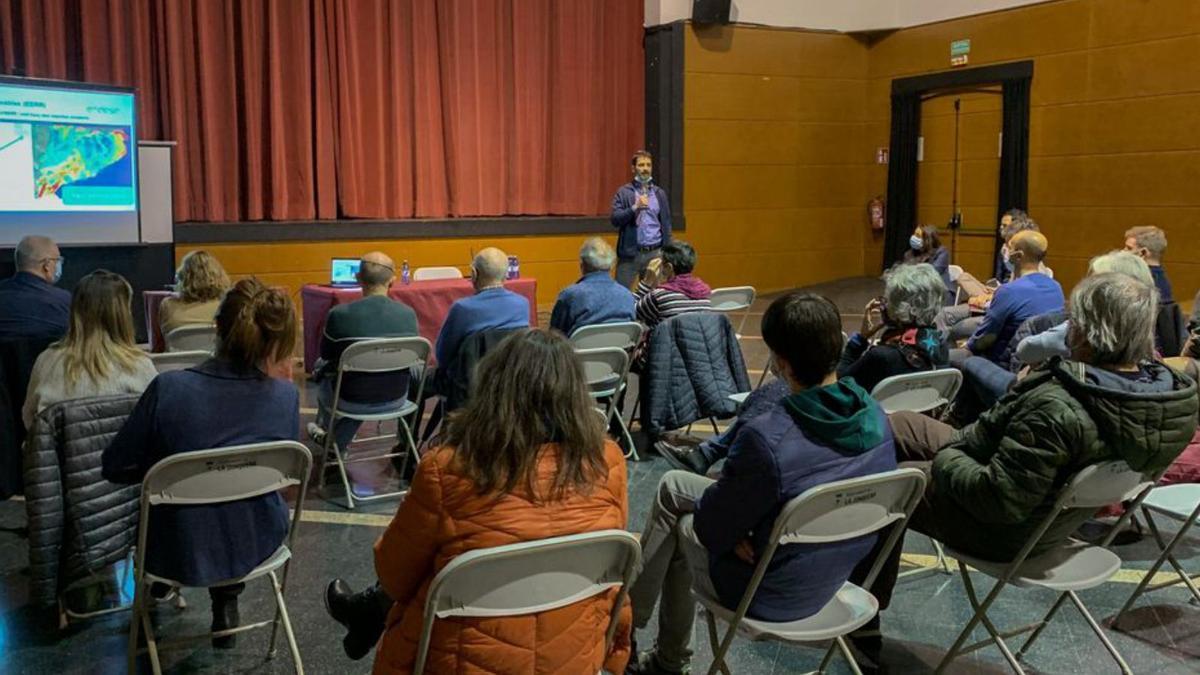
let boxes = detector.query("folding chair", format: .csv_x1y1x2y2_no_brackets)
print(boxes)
709,286,756,336
869,369,962,416
948,264,965,304
869,369,962,579
163,324,217,353
570,322,646,460
149,350,209,373
127,441,312,675
413,529,642,675
1113,483,1200,627
935,460,1154,675
695,468,927,675
316,337,431,509
412,266,463,281
575,347,637,457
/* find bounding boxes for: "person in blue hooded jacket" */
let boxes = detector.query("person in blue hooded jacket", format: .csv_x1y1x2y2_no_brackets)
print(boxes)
625,292,898,675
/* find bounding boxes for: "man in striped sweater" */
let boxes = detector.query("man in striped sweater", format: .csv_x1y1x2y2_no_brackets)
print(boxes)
632,240,713,369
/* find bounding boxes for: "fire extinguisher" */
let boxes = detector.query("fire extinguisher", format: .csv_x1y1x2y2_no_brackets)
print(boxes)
868,196,885,231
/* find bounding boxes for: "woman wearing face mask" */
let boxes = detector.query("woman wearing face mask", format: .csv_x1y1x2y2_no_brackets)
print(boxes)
902,224,951,302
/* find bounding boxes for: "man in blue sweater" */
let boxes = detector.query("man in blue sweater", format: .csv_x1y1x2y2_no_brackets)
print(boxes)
549,237,635,337
957,230,1063,366
626,292,898,675
434,247,529,371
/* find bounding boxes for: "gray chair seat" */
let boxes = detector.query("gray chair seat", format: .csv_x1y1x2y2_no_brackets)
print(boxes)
947,541,1121,592
693,581,878,643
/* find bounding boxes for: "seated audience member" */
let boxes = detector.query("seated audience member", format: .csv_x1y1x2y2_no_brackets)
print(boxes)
1161,332,1200,486
0,235,71,339
1125,225,1173,303
852,273,1197,662
901,225,951,296
550,237,635,337
942,211,1045,339
840,263,949,394
308,252,417,453
627,293,897,675
634,240,712,331
957,250,1154,415
159,250,230,336
23,270,157,428
323,330,630,671
103,278,300,648
956,230,1063,366
434,247,529,372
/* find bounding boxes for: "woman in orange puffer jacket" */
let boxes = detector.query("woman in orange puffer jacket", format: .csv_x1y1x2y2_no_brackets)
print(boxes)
369,328,631,674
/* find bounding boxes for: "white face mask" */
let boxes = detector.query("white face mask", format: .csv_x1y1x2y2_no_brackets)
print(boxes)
53,258,63,283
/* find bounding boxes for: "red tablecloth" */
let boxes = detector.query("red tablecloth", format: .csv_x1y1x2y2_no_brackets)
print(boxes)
144,290,172,353
300,277,538,372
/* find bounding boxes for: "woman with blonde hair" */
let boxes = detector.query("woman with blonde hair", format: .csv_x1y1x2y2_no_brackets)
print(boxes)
104,277,300,649
23,269,158,427
160,249,230,335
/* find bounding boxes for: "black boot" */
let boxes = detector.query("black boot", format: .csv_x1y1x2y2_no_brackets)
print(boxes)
325,579,392,660
210,584,243,649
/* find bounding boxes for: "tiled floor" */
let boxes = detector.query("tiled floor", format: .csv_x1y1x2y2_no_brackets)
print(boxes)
3,276,1200,673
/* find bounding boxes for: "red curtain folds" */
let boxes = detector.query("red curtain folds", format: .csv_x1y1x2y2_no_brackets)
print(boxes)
0,0,644,222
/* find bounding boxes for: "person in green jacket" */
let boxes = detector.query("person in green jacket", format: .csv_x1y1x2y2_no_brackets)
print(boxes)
851,271,1198,663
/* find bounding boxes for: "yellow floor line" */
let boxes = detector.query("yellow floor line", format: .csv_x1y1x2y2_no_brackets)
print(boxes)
900,553,1180,587
298,509,393,528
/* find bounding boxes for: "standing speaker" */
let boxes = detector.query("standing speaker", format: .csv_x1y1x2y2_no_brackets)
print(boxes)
693,0,731,24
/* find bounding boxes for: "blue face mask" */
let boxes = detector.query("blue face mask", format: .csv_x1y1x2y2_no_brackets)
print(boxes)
635,173,652,185
53,258,63,284
909,235,923,251
1002,248,1014,274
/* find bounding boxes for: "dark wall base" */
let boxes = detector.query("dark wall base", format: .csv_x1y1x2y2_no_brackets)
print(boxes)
0,243,176,344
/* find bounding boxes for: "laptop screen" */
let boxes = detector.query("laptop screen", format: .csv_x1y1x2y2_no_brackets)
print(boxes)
330,258,361,285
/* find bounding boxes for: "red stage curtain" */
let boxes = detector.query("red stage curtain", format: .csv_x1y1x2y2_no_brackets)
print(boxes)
0,0,643,222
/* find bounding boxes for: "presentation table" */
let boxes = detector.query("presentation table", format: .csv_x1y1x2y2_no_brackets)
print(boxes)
300,277,538,372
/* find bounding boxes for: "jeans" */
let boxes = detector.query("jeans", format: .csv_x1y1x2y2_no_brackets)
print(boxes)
938,304,985,341
616,247,661,289
629,471,719,671
316,380,410,453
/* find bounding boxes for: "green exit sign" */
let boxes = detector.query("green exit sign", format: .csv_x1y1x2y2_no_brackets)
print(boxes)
951,39,971,57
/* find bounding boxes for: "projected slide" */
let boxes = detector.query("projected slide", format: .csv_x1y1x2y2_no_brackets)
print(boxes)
0,79,139,245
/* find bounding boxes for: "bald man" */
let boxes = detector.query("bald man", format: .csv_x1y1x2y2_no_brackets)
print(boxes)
961,230,1064,364
0,235,71,339
311,251,419,453
434,247,530,368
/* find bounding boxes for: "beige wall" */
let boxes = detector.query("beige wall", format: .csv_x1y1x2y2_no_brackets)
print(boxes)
682,25,870,295
865,0,1200,297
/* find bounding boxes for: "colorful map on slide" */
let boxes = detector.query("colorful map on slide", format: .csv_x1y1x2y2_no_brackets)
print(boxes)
32,124,130,200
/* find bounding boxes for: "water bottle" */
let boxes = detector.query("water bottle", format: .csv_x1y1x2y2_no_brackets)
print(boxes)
401,260,411,285
512,254,520,279
506,255,517,280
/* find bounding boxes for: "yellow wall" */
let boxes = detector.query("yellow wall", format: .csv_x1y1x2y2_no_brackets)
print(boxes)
865,0,1200,297
683,25,870,294
176,234,607,310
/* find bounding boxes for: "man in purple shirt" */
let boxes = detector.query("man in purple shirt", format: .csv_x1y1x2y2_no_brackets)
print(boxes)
611,150,672,288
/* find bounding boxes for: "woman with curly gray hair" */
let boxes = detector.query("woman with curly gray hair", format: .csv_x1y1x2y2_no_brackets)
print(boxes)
837,263,949,392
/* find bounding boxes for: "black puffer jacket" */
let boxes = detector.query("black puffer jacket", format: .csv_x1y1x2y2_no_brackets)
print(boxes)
640,312,750,436
24,395,141,606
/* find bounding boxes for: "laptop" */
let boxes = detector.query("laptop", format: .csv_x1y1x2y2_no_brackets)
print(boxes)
330,258,361,286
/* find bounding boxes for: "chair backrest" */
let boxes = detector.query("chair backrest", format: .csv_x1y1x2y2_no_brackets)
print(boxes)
149,350,209,373
414,529,642,675
569,321,645,351
333,336,432,407
948,264,964,282
413,266,463,281
1059,460,1153,510
574,347,629,398
870,368,962,415
726,469,927,632
134,441,312,587
709,286,756,313
164,324,217,353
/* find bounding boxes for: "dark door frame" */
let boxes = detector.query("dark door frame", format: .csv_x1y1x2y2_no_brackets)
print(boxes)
883,60,1034,275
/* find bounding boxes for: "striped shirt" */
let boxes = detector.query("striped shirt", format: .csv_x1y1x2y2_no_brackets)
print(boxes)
635,279,712,329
